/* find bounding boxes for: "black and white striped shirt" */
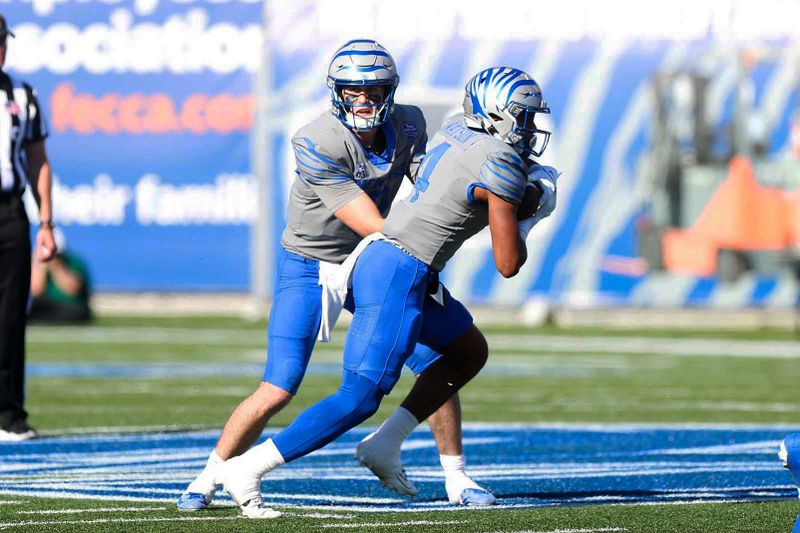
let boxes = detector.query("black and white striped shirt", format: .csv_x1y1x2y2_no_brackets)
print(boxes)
0,70,48,195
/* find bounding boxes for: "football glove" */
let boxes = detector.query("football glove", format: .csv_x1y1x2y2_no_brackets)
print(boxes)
519,164,560,240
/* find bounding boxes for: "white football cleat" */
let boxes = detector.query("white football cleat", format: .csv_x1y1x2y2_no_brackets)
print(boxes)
239,497,282,519
217,456,279,519
445,473,496,506
355,432,418,496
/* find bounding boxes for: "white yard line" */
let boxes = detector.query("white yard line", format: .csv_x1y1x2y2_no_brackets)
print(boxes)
322,520,467,529
17,507,165,514
39,424,214,436
484,529,626,533
285,512,354,519
0,516,248,529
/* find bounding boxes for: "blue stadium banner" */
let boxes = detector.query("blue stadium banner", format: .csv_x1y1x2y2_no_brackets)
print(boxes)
3,0,261,290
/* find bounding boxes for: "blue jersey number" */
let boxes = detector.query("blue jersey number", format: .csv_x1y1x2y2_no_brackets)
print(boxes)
410,142,450,203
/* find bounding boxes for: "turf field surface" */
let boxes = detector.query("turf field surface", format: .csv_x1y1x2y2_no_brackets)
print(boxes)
0,316,797,531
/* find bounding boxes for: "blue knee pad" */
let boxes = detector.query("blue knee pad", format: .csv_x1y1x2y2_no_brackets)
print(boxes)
272,371,385,463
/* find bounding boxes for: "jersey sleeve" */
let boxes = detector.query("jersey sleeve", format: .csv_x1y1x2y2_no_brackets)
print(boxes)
23,84,49,143
406,108,428,182
291,136,363,213
477,150,527,204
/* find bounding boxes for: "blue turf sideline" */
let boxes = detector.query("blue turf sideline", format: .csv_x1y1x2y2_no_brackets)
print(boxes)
0,425,797,511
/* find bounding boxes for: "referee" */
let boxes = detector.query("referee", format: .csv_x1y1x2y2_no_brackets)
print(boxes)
0,14,55,442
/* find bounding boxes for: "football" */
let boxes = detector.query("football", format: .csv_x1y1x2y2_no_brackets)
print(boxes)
517,183,542,220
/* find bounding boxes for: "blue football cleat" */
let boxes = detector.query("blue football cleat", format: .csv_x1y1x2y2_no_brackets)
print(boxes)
793,515,800,533
177,492,211,511
779,433,800,499
458,487,497,506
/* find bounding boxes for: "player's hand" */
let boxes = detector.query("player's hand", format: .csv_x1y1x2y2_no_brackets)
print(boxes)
527,164,559,220
36,226,57,262
518,165,561,240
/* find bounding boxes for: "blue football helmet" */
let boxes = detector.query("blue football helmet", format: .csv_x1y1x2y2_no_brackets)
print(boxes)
463,67,551,158
326,39,399,131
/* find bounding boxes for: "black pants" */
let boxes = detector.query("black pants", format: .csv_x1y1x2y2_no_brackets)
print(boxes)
0,194,30,425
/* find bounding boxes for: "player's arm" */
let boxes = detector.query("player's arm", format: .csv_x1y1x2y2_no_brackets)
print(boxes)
292,136,384,237
333,194,384,237
475,151,530,277
472,188,527,277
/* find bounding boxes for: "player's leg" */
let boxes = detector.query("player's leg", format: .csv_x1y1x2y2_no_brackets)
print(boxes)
355,380,465,497
426,395,462,455
403,328,495,505
426,397,495,505
215,278,323,460
357,287,496,504
218,241,429,517
214,382,293,459
178,247,321,511
358,330,494,504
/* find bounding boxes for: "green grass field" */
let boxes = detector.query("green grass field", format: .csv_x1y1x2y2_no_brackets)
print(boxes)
1,316,799,532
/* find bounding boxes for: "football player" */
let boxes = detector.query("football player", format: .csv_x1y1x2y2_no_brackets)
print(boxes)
216,66,560,517
177,39,494,514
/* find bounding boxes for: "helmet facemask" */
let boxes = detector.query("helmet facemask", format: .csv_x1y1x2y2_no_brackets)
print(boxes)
506,101,551,158
329,81,397,131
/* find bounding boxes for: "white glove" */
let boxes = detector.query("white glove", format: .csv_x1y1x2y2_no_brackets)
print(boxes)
519,164,561,240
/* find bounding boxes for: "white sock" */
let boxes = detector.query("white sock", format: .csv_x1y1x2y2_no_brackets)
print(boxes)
372,407,419,448
441,454,480,487
441,454,481,501
186,450,223,495
236,438,285,478
440,453,466,476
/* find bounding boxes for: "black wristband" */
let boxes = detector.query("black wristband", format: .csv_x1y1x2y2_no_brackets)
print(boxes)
39,220,55,228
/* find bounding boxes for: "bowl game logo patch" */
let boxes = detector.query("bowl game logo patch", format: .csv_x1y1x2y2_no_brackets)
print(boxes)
402,122,417,141
355,162,368,180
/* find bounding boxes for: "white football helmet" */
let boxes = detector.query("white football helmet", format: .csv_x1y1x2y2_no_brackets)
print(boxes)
326,39,399,131
463,67,551,158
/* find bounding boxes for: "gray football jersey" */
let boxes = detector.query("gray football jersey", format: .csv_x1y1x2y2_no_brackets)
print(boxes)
383,114,529,271
281,104,427,263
